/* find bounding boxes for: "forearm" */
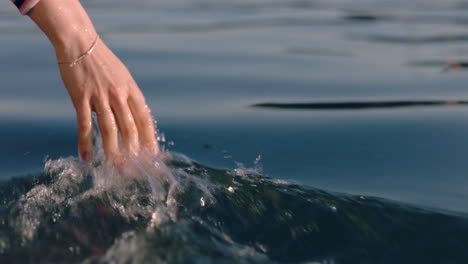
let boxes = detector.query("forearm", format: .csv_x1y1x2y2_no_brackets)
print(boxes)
27,0,97,63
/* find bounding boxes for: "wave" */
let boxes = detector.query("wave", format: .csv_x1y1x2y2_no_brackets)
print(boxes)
1,151,468,263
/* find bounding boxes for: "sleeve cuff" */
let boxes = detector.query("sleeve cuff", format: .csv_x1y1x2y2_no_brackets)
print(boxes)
13,0,41,15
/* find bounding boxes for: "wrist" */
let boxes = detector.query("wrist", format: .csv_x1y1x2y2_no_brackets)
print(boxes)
53,29,98,63
57,35,99,67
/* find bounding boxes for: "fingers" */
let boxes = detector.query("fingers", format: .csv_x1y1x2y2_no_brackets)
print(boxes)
94,102,119,158
76,81,157,161
76,103,93,161
128,91,159,154
111,98,139,155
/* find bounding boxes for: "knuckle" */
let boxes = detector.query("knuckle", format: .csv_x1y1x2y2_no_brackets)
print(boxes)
108,86,119,98
115,97,128,108
73,94,86,104
108,84,125,97
111,94,127,108
77,120,92,132
100,124,115,137
119,125,131,136
120,122,137,137
72,95,89,110
129,89,144,103
143,112,154,125
90,94,105,108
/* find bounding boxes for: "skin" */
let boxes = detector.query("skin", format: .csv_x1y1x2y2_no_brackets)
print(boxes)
27,0,159,160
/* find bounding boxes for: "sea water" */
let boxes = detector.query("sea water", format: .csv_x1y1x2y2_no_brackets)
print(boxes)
3,0,468,262
2,144,468,263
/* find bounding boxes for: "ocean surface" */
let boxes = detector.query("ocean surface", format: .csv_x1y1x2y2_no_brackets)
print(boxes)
2,0,468,262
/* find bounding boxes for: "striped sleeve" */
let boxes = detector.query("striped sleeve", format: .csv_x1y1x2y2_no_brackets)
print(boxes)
11,0,41,15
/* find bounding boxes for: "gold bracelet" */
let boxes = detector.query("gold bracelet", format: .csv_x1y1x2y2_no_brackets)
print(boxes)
57,35,99,67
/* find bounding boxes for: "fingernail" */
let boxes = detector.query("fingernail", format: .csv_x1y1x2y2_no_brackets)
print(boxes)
81,151,90,161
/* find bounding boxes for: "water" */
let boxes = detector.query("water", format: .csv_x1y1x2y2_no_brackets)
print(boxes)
2,151,468,263
2,0,468,262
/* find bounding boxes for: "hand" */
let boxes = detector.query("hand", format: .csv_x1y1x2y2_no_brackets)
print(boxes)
58,37,158,160
28,0,159,160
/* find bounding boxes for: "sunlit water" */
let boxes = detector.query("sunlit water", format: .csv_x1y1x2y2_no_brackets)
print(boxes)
3,0,468,262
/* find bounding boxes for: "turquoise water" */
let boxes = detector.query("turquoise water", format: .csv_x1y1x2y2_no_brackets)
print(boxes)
2,0,468,262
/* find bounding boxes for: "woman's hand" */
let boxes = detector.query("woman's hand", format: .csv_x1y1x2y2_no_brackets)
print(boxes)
58,38,158,160
28,0,158,160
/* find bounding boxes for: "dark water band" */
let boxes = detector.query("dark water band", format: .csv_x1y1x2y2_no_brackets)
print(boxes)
252,100,468,110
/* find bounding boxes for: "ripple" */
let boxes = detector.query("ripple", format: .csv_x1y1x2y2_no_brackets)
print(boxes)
342,13,387,22
352,34,468,44
285,46,353,57
407,60,468,72
107,17,342,34
252,100,468,110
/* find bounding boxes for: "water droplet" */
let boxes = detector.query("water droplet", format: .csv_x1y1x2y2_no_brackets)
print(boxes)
157,133,166,143
254,154,262,165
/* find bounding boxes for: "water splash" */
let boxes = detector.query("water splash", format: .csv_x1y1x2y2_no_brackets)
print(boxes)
2,147,468,263
234,154,264,177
